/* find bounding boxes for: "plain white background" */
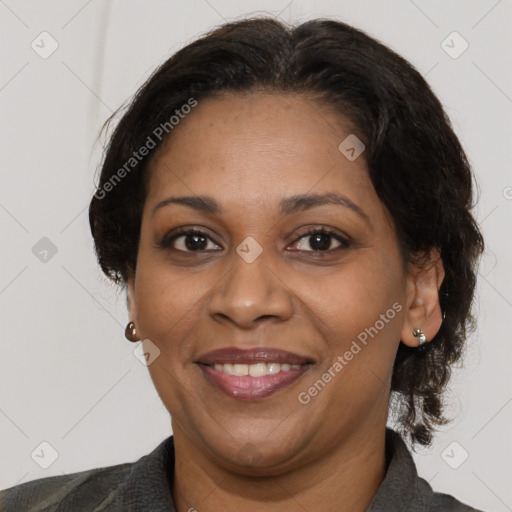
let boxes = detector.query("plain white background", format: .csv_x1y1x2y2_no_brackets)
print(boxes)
1,1,511,510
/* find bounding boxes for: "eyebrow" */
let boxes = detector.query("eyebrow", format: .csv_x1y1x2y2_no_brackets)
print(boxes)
152,192,370,225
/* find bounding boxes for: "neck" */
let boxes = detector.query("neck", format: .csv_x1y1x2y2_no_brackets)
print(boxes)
171,422,387,512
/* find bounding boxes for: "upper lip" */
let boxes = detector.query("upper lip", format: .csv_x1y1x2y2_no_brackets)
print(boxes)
196,347,314,366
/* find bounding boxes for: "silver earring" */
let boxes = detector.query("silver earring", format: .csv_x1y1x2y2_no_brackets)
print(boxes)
413,327,429,352
413,328,427,344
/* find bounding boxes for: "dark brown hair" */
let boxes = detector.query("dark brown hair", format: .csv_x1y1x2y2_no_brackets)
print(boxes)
89,17,484,448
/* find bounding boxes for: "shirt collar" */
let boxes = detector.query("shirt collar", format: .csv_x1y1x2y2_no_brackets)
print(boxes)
366,428,427,511
114,428,430,511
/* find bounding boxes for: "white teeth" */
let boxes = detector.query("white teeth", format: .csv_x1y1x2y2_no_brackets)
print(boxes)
249,363,267,377
212,362,302,376
267,363,280,374
233,364,249,376
223,363,235,375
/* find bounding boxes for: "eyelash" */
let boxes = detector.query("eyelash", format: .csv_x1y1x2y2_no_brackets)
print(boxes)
157,226,351,257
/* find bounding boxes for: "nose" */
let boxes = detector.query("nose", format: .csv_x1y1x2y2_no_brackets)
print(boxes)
208,247,294,329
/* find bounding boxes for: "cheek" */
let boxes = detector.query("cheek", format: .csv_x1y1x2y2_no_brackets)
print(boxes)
297,254,402,339
299,255,404,395
133,255,199,343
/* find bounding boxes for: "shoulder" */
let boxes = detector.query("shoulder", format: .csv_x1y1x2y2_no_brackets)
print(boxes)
366,428,485,512
0,436,175,512
0,462,134,511
415,476,484,511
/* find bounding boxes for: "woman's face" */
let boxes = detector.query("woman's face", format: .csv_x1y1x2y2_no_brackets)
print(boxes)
128,92,434,473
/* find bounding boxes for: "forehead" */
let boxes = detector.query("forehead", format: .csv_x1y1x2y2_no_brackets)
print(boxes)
145,92,383,222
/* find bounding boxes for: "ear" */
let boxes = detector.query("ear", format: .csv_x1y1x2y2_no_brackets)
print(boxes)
126,275,141,341
400,248,445,348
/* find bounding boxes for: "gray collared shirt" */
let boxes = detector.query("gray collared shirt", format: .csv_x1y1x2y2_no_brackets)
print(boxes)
0,428,484,511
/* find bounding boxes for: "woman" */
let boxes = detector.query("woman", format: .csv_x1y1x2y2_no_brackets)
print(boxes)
0,16,485,511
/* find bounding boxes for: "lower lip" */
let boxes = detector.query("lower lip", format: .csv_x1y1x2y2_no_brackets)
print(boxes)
197,363,312,400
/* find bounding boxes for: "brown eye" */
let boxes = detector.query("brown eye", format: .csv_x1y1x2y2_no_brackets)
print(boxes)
289,228,351,254
159,229,221,252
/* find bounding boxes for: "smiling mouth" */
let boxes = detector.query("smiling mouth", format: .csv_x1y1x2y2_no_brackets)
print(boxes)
196,361,313,400
195,346,315,400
